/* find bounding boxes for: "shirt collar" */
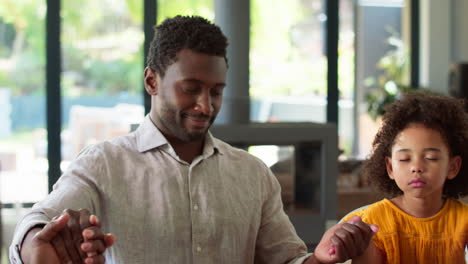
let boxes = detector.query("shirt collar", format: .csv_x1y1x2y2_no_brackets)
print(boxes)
135,115,169,152
204,131,224,156
135,115,223,155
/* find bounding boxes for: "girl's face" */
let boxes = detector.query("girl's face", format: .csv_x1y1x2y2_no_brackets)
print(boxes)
386,123,461,199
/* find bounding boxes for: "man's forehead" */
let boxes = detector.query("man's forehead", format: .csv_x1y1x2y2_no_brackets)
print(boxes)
168,50,227,78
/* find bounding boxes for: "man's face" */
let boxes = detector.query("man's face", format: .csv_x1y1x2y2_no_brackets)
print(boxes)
146,49,227,142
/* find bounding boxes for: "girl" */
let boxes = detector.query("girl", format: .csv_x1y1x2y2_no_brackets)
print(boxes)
343,92,468,263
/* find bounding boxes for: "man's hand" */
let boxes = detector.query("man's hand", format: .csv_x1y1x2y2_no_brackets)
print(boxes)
20,210,115,264
21,214,69,264
309,216,378,264
50,209,92,263
52,209,112,263
53,209,115,264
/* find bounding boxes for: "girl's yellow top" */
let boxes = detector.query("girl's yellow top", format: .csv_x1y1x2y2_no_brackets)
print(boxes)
343,198,468,263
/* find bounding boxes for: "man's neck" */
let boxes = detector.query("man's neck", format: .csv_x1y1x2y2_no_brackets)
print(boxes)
149,114,205,163
170,139,204,163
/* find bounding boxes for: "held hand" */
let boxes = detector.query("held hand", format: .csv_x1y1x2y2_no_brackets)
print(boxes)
313,216,378,263
81,214,116,264
26,214,69,264
21,211,113,264
54,209,113,264
50,208,93,263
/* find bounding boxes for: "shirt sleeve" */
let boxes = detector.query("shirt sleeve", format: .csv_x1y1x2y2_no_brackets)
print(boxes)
254,163,309,264
9,145,104,264
289,253,314,264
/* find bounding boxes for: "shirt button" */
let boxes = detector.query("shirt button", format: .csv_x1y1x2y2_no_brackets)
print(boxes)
197,246,202,252
193,205,199,210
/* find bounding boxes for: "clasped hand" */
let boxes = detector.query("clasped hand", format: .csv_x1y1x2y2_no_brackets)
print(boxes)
24,208,115,264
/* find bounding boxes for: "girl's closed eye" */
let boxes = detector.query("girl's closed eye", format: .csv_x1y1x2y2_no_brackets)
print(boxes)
396,155,410,162
424,151,441,161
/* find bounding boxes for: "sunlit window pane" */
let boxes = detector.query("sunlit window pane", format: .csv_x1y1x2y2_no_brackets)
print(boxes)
355,0,409,158
250,0,327,123
338,0,355,156
157,0,214,23
61,0,145,167
0,1,48,204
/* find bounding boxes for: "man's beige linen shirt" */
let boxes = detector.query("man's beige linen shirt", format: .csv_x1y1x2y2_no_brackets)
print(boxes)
10,116,310,264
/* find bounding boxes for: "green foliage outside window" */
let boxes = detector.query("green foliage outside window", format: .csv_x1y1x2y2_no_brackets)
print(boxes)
0,0,46,95
364,30,418,120
1,0,354,99
0,0,218,97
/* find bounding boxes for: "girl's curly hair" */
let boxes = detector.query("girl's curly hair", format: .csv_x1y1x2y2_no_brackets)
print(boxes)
364,91,468,199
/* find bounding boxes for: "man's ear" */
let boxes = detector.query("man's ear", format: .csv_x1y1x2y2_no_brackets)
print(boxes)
386,156,395,180
447,155,462,180
144,67,158,95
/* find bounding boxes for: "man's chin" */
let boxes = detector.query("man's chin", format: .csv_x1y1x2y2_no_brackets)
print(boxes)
184,130,207,142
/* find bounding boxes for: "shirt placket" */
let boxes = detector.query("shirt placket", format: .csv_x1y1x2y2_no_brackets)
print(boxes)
188,157,207,263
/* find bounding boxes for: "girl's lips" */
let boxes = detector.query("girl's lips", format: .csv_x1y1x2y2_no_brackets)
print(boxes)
408,179,426,188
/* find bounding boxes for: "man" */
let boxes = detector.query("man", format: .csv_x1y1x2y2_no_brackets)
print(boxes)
11,15,376,263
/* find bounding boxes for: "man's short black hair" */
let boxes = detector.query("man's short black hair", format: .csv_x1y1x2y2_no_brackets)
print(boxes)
146,15,228,77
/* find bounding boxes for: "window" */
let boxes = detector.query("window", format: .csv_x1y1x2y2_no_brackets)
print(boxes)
250,0,327,124
157,0,214,22
338,0,355,155
0,0,48,204
61,0,145,168
354,0,410,158
0,2,47,259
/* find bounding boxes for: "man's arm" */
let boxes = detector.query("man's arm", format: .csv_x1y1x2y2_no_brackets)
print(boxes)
254,167,309,263
254,164,376,264
10,145,109,263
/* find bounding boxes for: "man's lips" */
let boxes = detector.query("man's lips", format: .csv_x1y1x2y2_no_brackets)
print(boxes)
185,115,211,128
408,178,426,188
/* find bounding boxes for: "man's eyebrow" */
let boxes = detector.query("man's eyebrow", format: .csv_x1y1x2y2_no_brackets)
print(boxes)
181,78,203,84
181,78,226,86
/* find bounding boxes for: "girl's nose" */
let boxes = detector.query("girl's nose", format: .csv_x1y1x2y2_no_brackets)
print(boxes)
410,159,424,173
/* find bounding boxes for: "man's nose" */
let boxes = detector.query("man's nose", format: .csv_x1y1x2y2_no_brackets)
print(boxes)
193,92,213,115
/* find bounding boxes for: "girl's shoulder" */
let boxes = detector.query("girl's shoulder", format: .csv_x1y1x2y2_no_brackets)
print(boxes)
449,198,468,207
341,199,391,223
446,198,468,216
341,199,468,226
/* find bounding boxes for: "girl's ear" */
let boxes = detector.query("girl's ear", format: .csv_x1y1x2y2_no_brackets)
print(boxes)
386,156,395,180
447,155,462,180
